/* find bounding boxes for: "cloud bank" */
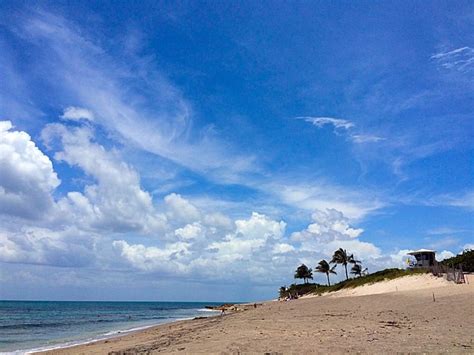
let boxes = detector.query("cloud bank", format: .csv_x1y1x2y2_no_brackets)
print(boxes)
0,120,418,286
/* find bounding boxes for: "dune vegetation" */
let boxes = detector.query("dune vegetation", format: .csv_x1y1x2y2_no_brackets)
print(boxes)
440,249,474,272
280,247,434,299
280,267,429,298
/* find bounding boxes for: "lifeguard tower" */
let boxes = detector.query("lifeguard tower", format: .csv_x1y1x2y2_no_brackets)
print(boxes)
407,249,436,268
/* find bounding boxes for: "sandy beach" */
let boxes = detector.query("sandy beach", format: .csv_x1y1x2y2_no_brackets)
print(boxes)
39,275,474,354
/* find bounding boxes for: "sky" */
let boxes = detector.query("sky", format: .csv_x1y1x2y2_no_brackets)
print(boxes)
0,1,473,302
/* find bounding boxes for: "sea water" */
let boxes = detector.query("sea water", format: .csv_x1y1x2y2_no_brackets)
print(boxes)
0,300,222,353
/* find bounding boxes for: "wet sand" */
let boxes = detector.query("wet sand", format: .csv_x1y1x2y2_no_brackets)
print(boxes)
39,275,474,354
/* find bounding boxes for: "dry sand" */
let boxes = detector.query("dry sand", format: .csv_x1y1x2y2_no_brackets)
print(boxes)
39,275,474,354
326,273,454,298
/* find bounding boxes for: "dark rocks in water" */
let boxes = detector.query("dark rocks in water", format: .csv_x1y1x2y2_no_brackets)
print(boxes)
205,303,234,310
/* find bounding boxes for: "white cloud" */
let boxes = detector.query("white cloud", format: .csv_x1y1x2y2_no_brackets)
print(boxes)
294,209,364,240
113,212,289,282
272,243,295,254
61,106,95,121
382,249,413,269
437,250,455,261
427,227,466,235
174,222,203,240
428,236,459,250
267,181,383,221
0,121,60,219
351,134,385,143
207,212,286,262
298,116,354,130
428,191,474,210
113,240,190,273
431,47,474,72
0,227,95,267
298,116,386,147
165,193,201,224
463,244,474,250
235,212,286,241
446,192,474,209
0,122,408,286
42,123,167,233
203,212,233,230
291,209,378,261
17,10,255,180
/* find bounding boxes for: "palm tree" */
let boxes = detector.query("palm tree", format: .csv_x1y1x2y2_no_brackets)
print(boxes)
331,248,359,280
315,259,337,286
294,264,313,284
350,263,362,277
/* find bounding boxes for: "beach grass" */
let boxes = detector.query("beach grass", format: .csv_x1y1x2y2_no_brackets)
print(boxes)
282,267,430,298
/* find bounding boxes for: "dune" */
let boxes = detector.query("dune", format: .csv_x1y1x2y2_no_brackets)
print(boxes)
327,273,454,297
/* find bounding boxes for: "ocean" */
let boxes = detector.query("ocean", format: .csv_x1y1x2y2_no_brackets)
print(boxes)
0,300,223,353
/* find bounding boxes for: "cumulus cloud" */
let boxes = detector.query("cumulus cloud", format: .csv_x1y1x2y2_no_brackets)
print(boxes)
437,250,455,261
41,123,167,233
113,240,191,274
0,120,458,287
291,209,379,260
113,212,289,282
235,212,286,241
272,243,295,254
0,121,60,219
208,212,286,261
165,193,201,224
0,227,95,267
61,106,95,121
174,222,203,240
203,212,233,230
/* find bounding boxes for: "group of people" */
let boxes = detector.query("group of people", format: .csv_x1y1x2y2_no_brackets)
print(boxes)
279,293,299,302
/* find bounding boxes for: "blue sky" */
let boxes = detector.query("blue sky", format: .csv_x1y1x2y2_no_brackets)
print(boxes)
0,1,473,301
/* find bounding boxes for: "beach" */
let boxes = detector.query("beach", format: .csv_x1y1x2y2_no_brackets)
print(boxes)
39,275,474,354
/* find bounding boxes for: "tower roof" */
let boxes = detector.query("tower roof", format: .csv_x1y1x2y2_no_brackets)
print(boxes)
407,249,436,255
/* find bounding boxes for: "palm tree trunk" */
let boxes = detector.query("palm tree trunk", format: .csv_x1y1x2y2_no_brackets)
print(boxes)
344,264,348,280
326,273,331,286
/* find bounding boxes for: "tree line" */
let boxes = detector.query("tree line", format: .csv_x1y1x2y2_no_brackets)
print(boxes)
294,248,368,286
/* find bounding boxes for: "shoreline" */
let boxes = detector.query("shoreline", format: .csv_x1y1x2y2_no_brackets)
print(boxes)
27,303,270,354
11,308,222,355
24,318,198,355
23,323,167,354
36,275,474,354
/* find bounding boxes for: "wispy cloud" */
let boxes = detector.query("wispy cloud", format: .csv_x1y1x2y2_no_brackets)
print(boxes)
262,180,385,221
297,116,354,130
426,227,467,235
426,236,460,250
350,134,385,143
436,191,474,210
431,47,474,72
297,116,384,145
418,191,474,211
10,9,256,180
